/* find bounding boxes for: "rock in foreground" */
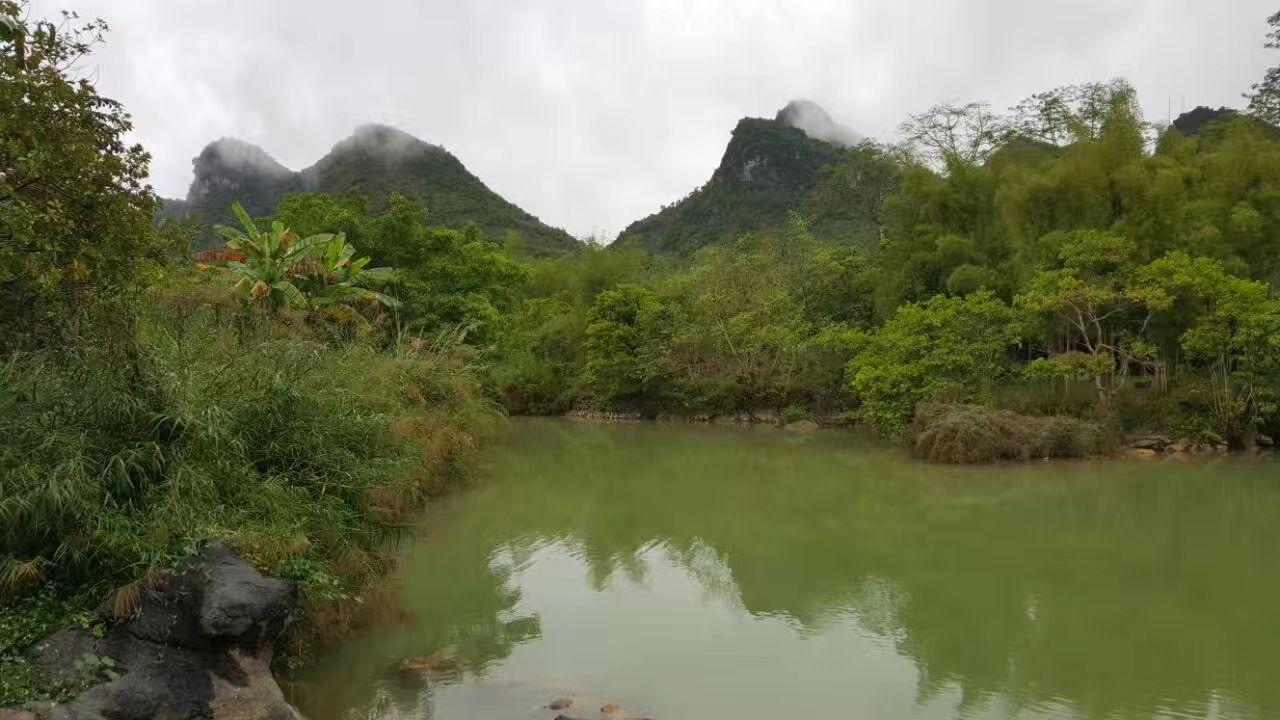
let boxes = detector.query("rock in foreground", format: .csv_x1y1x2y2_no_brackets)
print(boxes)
31,541,300,720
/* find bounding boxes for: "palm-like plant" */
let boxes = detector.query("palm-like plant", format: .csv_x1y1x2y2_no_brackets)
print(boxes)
303,234,400,314
216,202,336,311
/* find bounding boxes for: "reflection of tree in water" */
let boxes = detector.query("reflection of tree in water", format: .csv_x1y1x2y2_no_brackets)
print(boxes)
302,420,1280,720
482,420,1280,720
292,528,542,719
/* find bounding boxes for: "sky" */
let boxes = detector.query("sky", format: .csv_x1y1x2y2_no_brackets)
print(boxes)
29,0,1280,240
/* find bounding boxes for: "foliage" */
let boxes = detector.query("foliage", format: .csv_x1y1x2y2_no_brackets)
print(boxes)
0,1,164,351
846,292,1023,437
583,284,681,408
0,282,500,664
0,584,95,705
1246,11,1280,125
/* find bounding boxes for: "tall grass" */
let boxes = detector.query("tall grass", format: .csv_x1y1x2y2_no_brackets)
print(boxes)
0,281,501,672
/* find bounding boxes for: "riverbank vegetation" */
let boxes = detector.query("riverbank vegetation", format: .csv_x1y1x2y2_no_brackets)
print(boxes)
0,4,497,704
4,0,1280,706
495,82,1280,455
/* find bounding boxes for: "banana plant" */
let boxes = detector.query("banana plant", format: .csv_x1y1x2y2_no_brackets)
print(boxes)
303,234,400,314
215,202,335,311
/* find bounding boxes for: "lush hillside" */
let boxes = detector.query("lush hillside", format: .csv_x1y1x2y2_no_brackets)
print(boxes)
174,126,580,255
612,101,871,255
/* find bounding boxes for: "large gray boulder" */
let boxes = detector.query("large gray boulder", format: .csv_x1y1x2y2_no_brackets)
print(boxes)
30,541,302,720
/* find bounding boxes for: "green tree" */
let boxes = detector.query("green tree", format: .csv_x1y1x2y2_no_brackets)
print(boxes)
1137,252,1280,444
217,202,337,311
303,234,399,318
847,291,1022,436
584,284,681,408
1246,11,1280,125
1016,230,1169,406
0,2,163,350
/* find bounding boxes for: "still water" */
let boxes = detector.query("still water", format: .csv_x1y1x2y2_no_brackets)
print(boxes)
294,418,1280,720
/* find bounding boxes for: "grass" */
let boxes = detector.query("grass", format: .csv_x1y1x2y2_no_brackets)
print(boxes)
910,403,1113,464
0,281,501,704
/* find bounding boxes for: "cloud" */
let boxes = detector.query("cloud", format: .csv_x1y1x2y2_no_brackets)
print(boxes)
777,99,862,147
31,0,1280,239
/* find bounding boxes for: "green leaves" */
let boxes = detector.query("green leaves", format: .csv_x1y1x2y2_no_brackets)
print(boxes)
0,14,19,43
847,291,1022,437
217,202,396,315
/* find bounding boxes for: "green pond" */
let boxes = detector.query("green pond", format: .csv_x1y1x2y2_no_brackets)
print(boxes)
293,418,1280,720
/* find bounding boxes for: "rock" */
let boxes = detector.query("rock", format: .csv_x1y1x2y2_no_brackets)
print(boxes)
546,697,574,710
1259,434,1275,448
1128,435,1168,451
751,409,780,425
1,709,40,720
783,420,820,432
1169,440,1190,454
601,704,622,715
32,540,301,720
28,627,99,692
1126,448,1160,459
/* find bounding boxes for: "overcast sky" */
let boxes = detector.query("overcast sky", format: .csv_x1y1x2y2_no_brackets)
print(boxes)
30,0,1280,239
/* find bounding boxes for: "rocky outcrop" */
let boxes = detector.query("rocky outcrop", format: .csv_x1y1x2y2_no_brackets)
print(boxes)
30,541,301,720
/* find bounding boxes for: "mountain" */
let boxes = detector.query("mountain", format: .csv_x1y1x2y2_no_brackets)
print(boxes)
612,100,862,255
170,125,580,255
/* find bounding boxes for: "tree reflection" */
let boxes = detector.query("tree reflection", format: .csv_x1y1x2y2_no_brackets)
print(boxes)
300,419,1280,720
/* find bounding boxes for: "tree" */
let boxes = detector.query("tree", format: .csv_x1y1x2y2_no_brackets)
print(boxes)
1010,80,1140,145
360,194,527,343
847,291,1022,436
1246,11,1280,125
1137,252,1280,444
216,202,339,311
1017,230,1169,406
0,2,163,350
302,234,398,319
584,284,681,407
900,102,1008,168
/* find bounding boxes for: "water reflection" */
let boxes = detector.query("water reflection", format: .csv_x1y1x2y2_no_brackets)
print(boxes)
296,419,1280,720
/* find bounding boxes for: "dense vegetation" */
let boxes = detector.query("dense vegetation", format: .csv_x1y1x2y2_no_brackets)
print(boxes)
0,5,498,704
4,0,1280,707
502,83,1280,451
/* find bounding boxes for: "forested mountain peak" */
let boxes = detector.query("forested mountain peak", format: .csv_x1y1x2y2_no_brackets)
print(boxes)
612,101,857,254
171,126,579,255
184,137,299,220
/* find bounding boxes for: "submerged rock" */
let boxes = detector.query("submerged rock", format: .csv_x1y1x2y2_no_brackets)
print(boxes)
546,698,574,710
31,541,300,720
398,647,461,676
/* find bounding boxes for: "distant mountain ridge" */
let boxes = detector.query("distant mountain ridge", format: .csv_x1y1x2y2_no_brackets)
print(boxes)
612,100,863,255
169,125,580,255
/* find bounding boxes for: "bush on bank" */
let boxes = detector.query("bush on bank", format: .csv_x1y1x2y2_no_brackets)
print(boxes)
0,282,500,703
910,403,1112,464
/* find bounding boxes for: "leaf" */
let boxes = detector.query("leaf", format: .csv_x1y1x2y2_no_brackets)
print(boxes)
271,280,308,309
0,15,20,42
230,202,258,236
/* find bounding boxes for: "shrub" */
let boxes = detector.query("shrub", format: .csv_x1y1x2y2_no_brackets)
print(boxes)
0,286,501,689
910,403,1111,464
